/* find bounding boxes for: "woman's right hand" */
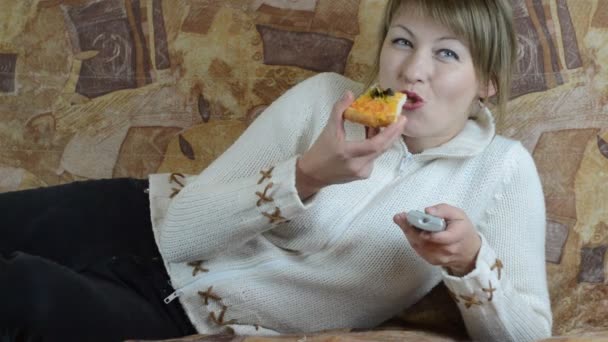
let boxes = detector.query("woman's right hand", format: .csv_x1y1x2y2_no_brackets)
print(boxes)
296,91,407,199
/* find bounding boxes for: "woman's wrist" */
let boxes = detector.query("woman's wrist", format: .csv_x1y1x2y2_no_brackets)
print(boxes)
295,158,324,201
447,234,481,277
447,258,477,277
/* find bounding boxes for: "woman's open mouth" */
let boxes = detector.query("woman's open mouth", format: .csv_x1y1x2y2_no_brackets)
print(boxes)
402,90,425,111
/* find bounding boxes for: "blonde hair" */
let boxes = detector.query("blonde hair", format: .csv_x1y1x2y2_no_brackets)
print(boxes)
368,0,517,120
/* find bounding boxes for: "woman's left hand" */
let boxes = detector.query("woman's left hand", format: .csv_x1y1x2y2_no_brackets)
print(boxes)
393,204,481,276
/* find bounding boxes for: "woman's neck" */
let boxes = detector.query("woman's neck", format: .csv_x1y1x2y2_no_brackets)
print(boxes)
403,136,440,154
403,132,459,154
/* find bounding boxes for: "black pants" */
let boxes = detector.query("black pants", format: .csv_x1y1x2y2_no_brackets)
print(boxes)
0,178,196,342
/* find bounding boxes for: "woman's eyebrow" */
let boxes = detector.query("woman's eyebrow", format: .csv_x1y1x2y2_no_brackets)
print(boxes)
390,24,414,36
390,24,460,42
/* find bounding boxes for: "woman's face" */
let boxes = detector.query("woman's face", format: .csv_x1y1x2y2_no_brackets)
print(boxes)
378,6,493,152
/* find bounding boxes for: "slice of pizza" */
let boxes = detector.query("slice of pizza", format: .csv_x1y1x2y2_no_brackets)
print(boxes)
344,86,407,128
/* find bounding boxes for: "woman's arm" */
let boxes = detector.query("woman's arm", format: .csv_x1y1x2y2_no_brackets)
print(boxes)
159,72,407,264
441,143,552,342
158,74,338,263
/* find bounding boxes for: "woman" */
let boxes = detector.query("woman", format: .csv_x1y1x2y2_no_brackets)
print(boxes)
0,0,552,341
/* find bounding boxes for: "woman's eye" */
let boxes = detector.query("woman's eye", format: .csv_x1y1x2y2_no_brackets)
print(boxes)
438,49,460,60
392,38,412,47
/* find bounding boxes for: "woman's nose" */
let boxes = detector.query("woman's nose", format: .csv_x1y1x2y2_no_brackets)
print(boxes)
400,51,431,84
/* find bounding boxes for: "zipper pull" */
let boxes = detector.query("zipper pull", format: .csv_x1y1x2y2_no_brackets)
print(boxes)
163,290,183,304
399,153,413,172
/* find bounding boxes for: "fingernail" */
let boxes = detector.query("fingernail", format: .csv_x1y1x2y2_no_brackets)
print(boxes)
427,207,436,214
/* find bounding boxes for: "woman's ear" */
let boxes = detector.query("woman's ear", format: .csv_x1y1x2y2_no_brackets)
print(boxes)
478,81,497,99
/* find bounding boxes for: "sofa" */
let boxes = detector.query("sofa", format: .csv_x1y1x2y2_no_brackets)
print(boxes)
0,0,607,341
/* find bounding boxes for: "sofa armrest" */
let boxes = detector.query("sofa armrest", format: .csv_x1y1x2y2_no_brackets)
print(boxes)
126,328,467,342
536,328,608,342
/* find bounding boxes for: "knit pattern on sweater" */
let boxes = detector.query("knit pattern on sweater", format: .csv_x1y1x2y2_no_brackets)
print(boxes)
148,73,552,341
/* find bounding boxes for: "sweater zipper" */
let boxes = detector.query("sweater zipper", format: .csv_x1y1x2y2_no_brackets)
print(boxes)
165,149,417,304
322,153,415,250
163,256,286,304
399,151,414,173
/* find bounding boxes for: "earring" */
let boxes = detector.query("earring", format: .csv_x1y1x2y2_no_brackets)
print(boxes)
477,98,489,116
469,99,485,120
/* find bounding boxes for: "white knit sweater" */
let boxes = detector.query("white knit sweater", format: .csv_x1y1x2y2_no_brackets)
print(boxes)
148,73,552,341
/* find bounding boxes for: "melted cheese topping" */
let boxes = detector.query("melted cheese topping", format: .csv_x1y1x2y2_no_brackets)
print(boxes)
350,90,406,122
